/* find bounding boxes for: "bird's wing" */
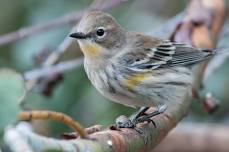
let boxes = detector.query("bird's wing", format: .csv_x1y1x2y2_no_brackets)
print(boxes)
119,37,213,72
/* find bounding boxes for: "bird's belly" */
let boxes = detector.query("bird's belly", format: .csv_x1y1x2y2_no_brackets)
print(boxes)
90,78,150,108
85,64,193,108
100,88,157,108
98,81,192,108
86,70,155,108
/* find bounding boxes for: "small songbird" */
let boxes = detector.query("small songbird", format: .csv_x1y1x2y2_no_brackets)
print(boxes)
70,11,214,128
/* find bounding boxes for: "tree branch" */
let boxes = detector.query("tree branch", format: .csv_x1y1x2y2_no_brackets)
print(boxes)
0,0,126,46
154,123,229,152
24,58,83,81
19,110,88,138
6,122,229,152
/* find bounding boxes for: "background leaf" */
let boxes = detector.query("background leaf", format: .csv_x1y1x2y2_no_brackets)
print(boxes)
0,68,25,133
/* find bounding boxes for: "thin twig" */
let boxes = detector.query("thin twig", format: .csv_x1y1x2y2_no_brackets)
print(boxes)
19,110,88,138
0,0,126,46
24,58,83,81
61,125,103,139
0,12,83,46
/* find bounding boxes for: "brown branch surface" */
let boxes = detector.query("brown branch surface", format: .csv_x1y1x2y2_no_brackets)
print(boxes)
6,123,229,152
11,0,226,152
154,123,229,152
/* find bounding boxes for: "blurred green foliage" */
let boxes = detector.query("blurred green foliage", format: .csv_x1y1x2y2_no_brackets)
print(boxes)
0,69,25,134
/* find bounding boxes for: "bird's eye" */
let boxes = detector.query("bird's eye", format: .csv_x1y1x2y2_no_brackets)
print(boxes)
96,28,105,37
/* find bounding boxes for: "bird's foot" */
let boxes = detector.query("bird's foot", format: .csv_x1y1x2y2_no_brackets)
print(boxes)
115,105,167,129
133,105,167,127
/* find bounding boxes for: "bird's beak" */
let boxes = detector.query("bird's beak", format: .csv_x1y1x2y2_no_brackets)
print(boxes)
69,32,87,39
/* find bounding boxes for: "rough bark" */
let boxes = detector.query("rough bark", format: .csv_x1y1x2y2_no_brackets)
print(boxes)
154,123,229,152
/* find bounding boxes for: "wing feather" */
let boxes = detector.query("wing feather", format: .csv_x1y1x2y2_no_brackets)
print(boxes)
121,39,213,72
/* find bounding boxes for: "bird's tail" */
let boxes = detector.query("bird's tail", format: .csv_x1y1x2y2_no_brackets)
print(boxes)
212,47,229,55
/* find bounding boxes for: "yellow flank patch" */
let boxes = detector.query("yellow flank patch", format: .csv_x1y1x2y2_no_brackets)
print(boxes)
81,42,102,58
125,73,148,89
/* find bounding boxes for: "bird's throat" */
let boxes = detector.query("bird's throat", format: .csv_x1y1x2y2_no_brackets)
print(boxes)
78,40,103,59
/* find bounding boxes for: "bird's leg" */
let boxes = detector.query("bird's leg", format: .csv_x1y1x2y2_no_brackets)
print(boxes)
115,105,167,129
130,107,150,121
115,107,149,128
134,105,167,127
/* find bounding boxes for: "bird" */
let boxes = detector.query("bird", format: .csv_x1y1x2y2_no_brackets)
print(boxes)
69,11,215,128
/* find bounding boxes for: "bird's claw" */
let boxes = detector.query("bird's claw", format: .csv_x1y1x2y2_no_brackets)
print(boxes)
115,115,135,128
115,105,167,129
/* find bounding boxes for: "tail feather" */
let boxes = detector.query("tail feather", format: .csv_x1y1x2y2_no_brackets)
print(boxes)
212,47,229,55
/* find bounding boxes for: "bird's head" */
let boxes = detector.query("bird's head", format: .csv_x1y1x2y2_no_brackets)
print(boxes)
70,11,126,62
